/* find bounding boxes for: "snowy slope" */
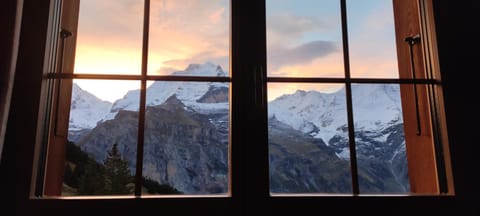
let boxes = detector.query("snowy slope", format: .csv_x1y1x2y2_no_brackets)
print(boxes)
350,84,402,130
70,62,402,143
69,83,112,131
104,62,229,120
268,84,403,144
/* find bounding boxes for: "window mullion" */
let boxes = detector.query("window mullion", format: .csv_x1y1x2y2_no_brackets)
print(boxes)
134,0,150,197
231,0,269,207
340,0,360,195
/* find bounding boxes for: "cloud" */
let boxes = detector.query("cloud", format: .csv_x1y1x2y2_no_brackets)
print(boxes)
77,0,144,45
268,40,339,71
347,0,399,78
158,51,229,74
209,8,226,24
267,13,333,45
150,0,228,37
268,14,327,38
75,0,230,75
148,0,229,74
265,11,342,76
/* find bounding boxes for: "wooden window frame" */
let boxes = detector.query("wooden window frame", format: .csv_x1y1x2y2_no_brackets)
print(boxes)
40,0,232,197
33,0,453,204
263,0,453,195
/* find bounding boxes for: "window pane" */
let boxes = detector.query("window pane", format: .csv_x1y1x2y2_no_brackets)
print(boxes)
266,0,344,78
351,84,410,194
268,83,352,194
143,81,230,195
63,80,140,196
148,0,230,76
74,0,144,75
347,0,400,78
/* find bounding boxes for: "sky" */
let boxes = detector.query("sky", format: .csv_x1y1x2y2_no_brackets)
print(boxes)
73,0,398,102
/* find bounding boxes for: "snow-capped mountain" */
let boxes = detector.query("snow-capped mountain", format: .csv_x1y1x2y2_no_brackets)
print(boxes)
67,62,410,194
268,84,409,192
105,62,229,120
69,83,112,131
268,84,403,146
68,62,228,132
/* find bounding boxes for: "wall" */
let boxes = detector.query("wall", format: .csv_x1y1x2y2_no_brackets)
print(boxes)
0,0,23,162
0,0,479,215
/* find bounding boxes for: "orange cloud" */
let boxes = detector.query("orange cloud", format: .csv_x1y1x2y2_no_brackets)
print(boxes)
75,0,230,76
209,8,226,24
147,0,229,74
268,52,344,78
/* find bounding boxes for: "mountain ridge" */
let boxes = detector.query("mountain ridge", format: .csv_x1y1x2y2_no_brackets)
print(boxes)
67,62,410,194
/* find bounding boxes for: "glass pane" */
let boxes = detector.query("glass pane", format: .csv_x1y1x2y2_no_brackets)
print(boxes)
347,0,400,78
148,0,230,76
63,80,140,196
74,0,144,74
143,81,230,195
351,84,410,194
268,83,352,194
266,0,344,78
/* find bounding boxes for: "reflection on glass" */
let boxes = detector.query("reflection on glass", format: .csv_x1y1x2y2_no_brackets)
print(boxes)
266,0,344,78
74,0,144,74
268,83,352,194
63,80,140,196
148,0,230,76
347,0,399,78
143,81,230,195
351,84,410,194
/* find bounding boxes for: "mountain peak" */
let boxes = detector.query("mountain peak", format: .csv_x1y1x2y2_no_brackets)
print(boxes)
173,62,227,77
69,83,112,132
294,89,307,95
159,94,186,111
268,84,403,142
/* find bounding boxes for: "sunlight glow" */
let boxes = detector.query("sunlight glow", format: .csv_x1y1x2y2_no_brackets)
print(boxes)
73,80,141,103
74,46,142,74
268,53,345,78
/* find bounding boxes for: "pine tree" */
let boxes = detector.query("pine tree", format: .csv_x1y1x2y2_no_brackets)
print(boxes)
78,159,105,195
103,143,132,195
142,177,182,194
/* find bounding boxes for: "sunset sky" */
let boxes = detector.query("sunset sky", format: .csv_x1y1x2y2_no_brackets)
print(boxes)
73,0,398,102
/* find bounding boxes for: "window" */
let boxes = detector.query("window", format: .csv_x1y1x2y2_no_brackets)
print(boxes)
39,0,231,197
267,0,454,195
265,0,454,195
35,0,453,200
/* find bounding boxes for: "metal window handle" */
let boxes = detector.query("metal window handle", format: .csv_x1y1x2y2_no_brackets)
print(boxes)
54,28,73,136
405,34,422,136
59,29,72,73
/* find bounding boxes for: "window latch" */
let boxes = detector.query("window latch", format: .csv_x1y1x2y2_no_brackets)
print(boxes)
405,34,421,46
60,28,73,39
405,34,422,136
253,65,266,107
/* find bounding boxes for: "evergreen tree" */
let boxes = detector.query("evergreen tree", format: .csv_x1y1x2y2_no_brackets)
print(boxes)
63,141,89,188
142,177,182,194
78,159,105,195
103,143,132,194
